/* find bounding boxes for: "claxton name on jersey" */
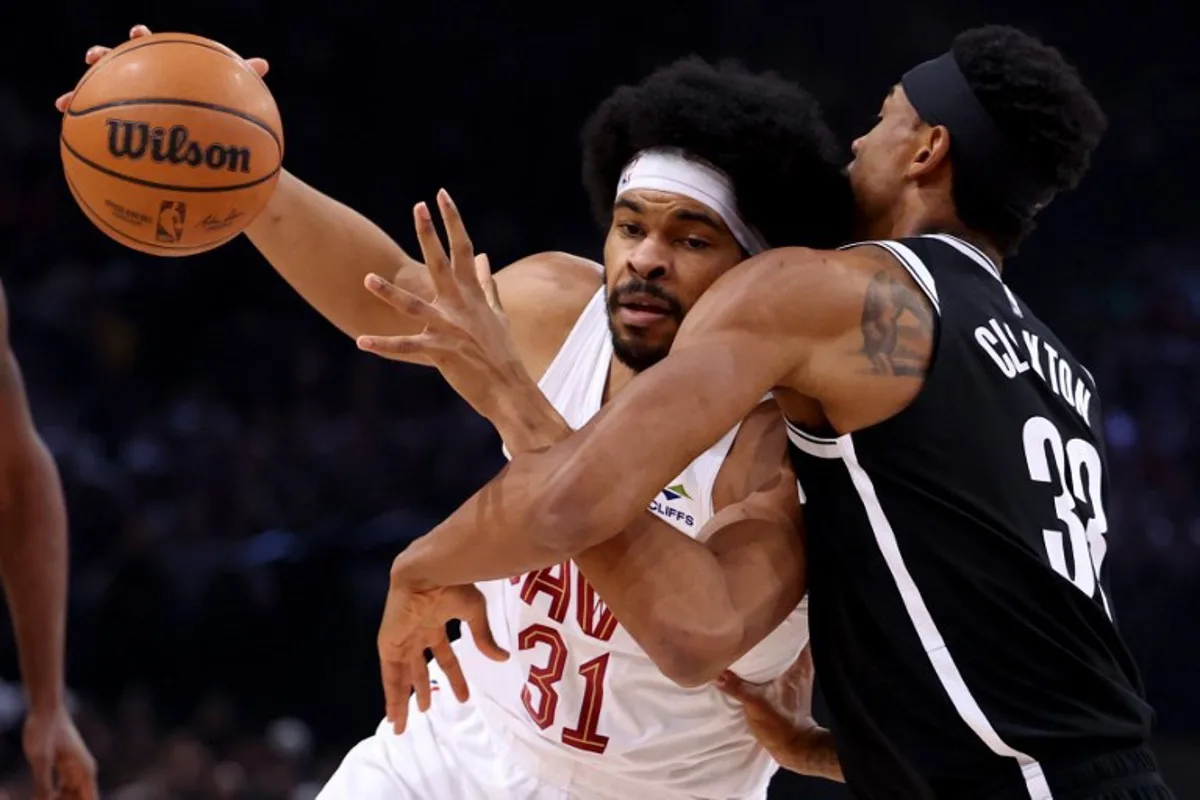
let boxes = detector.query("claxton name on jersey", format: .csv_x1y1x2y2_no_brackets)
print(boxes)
974,316,1093,428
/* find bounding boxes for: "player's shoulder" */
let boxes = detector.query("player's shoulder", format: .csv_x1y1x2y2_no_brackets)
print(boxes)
774,244,929,325
689,246,896,339
763,243,910,291
495,251,602,318
494,251,604,379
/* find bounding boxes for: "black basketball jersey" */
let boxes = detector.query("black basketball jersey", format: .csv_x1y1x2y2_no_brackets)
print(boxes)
787,234,1154,799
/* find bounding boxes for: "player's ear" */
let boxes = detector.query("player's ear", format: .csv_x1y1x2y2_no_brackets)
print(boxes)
908,124,951,180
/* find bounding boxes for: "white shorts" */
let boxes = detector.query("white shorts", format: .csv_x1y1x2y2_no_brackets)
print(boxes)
316,686,568,800
317,641,773,800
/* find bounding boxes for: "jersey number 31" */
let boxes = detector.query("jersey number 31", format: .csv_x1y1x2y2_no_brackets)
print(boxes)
1022,415,1111,617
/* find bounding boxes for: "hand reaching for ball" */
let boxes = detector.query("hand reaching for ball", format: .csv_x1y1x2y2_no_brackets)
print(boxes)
54,25,269,113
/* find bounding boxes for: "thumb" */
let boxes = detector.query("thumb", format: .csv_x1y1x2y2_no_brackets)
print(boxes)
464,603,509,663
474,254,502,311
715,670,767,706
715,670,747,698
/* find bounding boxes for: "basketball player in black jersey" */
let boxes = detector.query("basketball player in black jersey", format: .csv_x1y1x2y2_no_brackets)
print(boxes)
0,281,97,799
371,24,1170,799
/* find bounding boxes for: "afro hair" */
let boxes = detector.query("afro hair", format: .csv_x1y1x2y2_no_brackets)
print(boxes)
580,56,854,251
950,26,1108,255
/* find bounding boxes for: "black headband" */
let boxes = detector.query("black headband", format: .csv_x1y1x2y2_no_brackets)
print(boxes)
901,52,1053,219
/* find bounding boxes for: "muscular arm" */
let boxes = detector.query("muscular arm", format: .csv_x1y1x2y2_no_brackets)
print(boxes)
389,248,835,587
244,170,594,369
390,244,931,589
492,385,805,687
0,284,69,714
569,406,804,687
858,263,935,377
244,170,433,339
775,727,843,782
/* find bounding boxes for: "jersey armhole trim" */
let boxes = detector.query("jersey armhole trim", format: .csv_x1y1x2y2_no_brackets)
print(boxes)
839,239,940,315
784,418,842,460
868,240,940,315
815,239,945,444
534,287,607,394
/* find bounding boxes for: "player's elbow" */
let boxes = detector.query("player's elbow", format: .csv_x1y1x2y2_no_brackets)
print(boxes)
528,489,593,561
659,643,743,689
652,620,746,689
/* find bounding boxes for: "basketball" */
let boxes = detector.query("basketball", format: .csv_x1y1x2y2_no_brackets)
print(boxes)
60,33,284,256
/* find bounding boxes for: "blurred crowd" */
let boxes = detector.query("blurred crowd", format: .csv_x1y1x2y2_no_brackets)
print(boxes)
0,684,338,799
0,2,1197,796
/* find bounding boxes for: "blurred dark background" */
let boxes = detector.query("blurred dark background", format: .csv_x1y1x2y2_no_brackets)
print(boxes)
0,0,1196,797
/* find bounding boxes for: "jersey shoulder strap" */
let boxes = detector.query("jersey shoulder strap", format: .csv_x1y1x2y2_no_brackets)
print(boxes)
536,287,611,405
838,237,942,316
501,288,609,460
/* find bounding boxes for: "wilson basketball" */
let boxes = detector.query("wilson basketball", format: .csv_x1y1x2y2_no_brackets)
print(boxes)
60,33,284,256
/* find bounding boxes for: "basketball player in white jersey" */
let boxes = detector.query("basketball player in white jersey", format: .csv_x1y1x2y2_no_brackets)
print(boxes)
0,280,97,799
58,31,851,798
318,58,851,798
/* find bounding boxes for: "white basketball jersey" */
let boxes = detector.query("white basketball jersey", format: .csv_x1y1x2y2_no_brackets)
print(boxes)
458,286,810,800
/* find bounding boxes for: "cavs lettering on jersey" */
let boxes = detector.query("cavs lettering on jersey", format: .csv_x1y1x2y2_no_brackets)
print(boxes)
458,285,810,800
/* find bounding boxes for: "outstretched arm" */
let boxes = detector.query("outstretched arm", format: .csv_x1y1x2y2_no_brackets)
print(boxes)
376,237,931,718
492,395,806,688
568,405,806,687
359,195,805,687
245,169,436,338
61,27,579,346
388,242,929,591
388,247,844,590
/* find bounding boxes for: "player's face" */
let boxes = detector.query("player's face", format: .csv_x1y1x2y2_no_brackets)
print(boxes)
847,85,927,236
603,189,744,372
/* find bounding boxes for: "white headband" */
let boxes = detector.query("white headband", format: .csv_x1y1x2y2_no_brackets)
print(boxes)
616,148,767,254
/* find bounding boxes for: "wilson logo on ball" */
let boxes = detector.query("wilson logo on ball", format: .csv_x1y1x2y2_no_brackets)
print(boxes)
104,119,252,173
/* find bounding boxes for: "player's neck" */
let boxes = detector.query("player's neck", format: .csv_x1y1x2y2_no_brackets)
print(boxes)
603,357,639,404
875,200,1004,272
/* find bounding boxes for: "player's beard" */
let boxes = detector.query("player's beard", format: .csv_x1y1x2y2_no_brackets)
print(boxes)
607,280,684,373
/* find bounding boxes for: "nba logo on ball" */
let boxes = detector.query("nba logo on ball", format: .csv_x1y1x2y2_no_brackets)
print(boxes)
155,201,187,243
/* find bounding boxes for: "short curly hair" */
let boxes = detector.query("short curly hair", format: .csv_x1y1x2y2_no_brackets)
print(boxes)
580,56,853,251
950,26,1107,255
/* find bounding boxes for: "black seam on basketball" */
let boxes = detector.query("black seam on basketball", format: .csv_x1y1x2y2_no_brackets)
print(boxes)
63,168,239,252
68,38,242,113
67,99,281,151
61,135,281,193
